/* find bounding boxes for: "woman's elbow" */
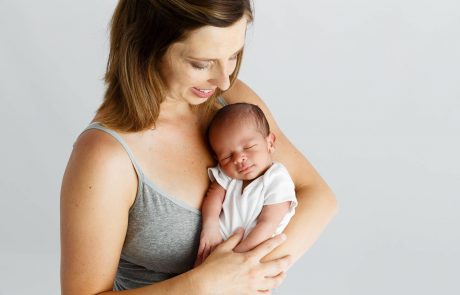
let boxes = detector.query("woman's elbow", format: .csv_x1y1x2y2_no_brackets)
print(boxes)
301,184,338,216
325,189,339,217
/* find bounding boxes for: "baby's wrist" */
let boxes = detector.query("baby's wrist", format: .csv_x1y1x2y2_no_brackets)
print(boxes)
202,220,220,229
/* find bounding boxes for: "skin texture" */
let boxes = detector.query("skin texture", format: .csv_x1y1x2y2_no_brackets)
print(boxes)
61,15,337,295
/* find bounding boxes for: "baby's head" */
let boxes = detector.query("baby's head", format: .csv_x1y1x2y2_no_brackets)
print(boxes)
207,103,276,180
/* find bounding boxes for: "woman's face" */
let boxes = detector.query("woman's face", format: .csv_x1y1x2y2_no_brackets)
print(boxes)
161,17,248,105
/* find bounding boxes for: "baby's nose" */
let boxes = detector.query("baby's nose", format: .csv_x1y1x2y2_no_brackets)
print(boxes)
233,152,246,164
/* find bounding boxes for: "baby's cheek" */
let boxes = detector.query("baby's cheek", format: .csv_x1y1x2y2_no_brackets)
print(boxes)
220,163,234,175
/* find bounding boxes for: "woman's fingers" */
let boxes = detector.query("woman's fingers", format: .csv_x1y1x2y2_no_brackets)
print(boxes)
261,271,287,291
249,233,287,261
260,254,292,278
253,257,289,292
216,227,244,252
198,230,289,293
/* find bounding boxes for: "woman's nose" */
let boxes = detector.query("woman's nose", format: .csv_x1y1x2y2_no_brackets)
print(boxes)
210,65,231,91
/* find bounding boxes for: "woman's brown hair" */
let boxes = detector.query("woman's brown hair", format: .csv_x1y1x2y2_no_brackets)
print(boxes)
97,0,253,131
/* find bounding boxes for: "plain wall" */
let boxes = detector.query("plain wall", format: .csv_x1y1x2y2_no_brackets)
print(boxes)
0,0,459,294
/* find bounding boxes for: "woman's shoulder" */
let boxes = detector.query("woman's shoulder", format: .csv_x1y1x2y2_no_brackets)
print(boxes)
65,128,138,206
74,127,130,165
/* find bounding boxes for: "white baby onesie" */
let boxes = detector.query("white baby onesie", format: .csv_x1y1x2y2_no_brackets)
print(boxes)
208,162,298,240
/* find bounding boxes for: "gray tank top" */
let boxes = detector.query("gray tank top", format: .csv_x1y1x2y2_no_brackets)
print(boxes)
83,123,202,290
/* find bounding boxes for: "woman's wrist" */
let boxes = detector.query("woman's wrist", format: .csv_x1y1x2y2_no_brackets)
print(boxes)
185,264,211,295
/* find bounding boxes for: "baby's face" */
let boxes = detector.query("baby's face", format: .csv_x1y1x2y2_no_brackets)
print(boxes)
210,121,274,180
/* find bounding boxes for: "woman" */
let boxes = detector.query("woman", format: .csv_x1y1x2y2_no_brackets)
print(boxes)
60,0,337,294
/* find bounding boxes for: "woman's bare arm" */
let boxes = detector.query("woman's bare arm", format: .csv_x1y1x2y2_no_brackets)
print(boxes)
60,130,135,294
223,79,338,263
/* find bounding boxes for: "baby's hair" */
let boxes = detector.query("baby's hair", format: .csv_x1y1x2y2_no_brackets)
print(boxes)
207,103,271,141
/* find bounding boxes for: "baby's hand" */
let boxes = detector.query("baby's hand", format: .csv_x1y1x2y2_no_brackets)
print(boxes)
194,224,223,267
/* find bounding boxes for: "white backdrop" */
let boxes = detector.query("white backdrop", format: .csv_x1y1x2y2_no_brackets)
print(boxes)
1,0,459,294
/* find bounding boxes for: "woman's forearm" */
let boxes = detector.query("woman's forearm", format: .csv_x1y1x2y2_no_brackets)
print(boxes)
95,268,205,295
261,185,338,264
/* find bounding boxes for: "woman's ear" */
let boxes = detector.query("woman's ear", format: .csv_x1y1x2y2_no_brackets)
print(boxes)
266,132,276,153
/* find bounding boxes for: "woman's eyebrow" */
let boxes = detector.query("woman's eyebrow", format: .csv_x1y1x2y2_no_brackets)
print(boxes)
187,46,244,61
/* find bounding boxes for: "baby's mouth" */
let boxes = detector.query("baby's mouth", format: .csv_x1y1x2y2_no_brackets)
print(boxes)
239,164,254,173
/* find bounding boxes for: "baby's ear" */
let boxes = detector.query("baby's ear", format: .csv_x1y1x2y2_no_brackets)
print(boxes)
266,132,276,153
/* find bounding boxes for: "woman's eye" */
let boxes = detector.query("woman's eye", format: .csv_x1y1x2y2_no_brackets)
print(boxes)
244,145,256,150
191,62,209,70
229,54,238,61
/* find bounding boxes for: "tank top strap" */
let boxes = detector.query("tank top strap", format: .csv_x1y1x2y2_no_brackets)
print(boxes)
217,96,228,106
83,122,144,184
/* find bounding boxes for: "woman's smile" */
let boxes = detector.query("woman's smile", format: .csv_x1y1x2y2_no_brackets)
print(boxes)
191,87,216,98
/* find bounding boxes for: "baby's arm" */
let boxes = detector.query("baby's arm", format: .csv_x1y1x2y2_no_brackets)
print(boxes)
195,181,226,266
234,201,291,253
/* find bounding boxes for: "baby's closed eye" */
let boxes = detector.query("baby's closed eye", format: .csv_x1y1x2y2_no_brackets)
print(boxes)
221,154,232,161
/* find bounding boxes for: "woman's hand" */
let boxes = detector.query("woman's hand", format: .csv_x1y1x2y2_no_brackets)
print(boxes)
196,228,291,294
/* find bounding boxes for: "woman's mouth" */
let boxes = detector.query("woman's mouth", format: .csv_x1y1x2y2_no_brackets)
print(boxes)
191,87,215,98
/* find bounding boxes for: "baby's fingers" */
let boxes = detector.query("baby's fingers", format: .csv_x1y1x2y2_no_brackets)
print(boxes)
196,241,206,258
194,241,207,267
203,246,211,262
